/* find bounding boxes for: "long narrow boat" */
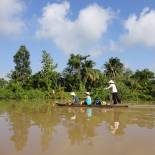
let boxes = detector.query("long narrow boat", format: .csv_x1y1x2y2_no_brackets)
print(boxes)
56,102,128,108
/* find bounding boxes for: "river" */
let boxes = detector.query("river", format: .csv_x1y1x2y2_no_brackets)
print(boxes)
0,102,155,155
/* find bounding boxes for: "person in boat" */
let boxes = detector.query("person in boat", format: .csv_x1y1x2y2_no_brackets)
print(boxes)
70,92,79,105
105,80,121,104
81,92,92,106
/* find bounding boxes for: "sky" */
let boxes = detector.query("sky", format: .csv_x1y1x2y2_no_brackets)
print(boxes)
0,0,155,78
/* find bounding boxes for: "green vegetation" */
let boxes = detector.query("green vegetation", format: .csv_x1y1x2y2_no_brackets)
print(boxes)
0,45,155,103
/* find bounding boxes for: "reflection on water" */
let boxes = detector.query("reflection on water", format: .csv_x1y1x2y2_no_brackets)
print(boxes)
0,103,155,155
109,110,120,135
9,111,31,150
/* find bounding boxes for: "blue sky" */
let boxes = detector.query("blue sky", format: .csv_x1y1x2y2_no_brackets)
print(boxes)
0,0,155,78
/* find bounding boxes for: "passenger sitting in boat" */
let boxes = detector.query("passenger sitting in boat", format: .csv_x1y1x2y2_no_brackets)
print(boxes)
70,92,79,105
81,92,92,106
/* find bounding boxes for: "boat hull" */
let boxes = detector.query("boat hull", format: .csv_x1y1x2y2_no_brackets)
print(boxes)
56,103,128,108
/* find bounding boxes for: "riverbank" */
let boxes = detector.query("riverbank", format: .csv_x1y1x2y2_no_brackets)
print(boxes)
1,86,155,102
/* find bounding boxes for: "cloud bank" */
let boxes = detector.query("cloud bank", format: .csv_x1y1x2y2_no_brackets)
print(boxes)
122,7,155,47
0,0,25,37
36,1,113,54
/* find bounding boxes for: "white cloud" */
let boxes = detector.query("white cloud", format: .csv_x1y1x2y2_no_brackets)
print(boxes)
89,40,123,58
121,8,155,47
0,0,25,37
36,1,113,55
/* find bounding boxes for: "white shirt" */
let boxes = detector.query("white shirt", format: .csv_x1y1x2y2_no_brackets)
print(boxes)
105,83,118,93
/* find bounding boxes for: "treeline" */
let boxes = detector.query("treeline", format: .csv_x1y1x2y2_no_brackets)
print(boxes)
0,45,155,102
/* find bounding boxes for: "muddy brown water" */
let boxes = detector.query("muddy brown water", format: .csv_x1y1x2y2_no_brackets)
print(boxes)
0,103,155,155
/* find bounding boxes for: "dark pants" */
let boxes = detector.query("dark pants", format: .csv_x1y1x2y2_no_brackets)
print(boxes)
112,93,121,104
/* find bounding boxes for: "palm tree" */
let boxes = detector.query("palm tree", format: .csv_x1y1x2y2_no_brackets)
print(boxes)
63,54,84,91
63,54,99,91
103,57,124,79
81,58,101,90
67,54,82,75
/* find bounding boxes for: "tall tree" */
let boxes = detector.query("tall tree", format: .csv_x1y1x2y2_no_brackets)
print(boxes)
103,57,124,79
41,51,57,75
11,45,32,87
63,54,84,91
40,50,58,90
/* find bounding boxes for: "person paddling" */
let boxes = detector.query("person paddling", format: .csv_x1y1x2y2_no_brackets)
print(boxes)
105,80,121,104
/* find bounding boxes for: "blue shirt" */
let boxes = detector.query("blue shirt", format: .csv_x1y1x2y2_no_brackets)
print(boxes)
85,96,92,105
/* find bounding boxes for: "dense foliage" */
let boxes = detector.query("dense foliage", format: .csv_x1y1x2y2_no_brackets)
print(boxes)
0,45,155,102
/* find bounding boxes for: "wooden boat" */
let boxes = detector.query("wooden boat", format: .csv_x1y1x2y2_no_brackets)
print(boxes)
56,102,128,108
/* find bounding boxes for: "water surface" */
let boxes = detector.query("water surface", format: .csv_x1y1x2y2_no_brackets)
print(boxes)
0,103,155,155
